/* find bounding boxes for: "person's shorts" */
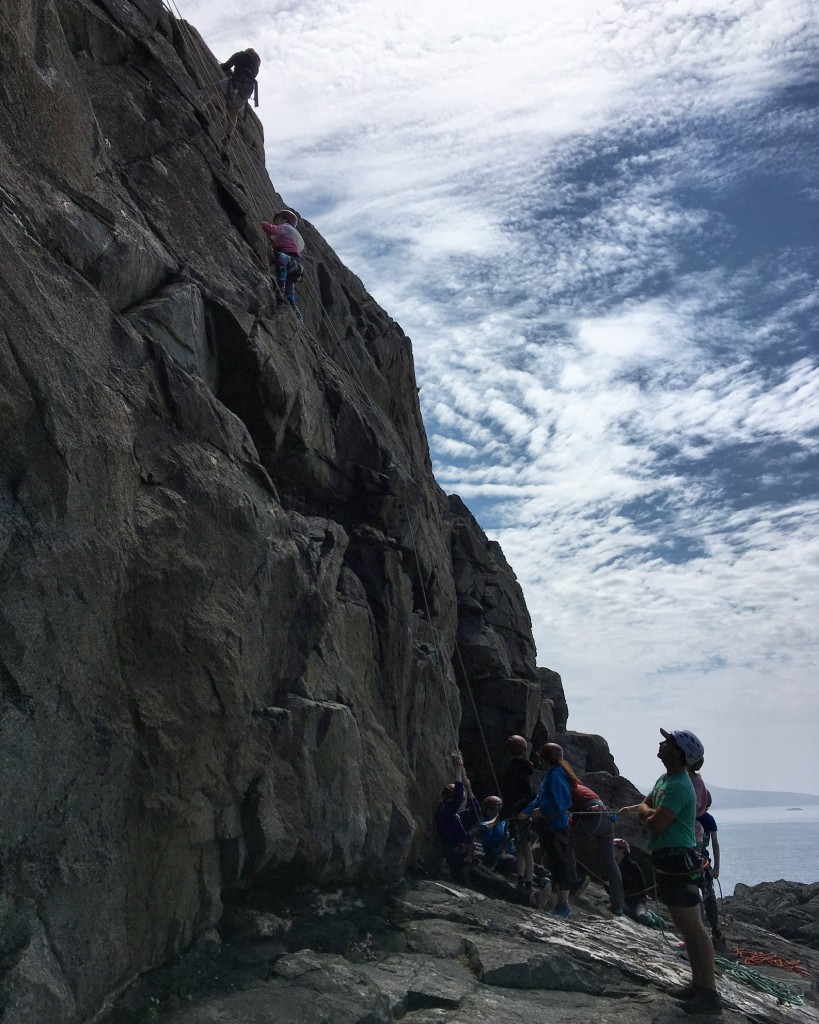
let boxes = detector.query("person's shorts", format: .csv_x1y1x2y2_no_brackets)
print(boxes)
652,848,704,909
233,77,254,101
506,818,533,845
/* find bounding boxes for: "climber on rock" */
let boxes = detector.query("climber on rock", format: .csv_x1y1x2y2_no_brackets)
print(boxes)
619,729,722,1016
216,48,260,142
435,751,480,886
262,210,305,323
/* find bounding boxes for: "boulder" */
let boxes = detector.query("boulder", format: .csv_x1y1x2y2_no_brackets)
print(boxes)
538,666,569,732
724,881,819,950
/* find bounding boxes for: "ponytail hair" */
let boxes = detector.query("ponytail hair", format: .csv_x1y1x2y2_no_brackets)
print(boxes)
557,758,581,788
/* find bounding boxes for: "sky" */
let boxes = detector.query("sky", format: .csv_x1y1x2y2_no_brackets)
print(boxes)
182,0,819,794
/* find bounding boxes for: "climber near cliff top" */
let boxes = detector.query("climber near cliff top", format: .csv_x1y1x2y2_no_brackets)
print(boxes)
262,210,305,323
620,729,722,1016
216,48,260,142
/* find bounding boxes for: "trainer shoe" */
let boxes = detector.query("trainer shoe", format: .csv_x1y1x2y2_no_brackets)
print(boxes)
552,903,571,920
682,989,722,1015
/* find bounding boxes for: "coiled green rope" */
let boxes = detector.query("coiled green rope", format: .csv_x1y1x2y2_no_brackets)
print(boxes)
715,955,805,1006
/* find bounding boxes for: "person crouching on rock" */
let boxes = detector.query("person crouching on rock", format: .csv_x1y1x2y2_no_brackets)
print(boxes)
217,48,260,142
435,752,480,885
518,742,580,920
477,796,517,875
262,210,305,323
499,734,536,895
613,839,658,926
620,728,722,1016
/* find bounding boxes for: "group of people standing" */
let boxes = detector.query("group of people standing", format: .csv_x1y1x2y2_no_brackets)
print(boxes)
436,727,725,1016
436,737,625,920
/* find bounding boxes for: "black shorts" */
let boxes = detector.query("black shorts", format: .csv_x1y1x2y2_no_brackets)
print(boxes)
652,848,704,909
232,78,254,101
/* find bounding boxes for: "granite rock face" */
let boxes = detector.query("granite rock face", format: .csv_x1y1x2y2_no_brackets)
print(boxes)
725,881,819,950
538,666,568,732
0,2,630,1021
448,496,556,794
103,880,819,1024
0,1,452,1018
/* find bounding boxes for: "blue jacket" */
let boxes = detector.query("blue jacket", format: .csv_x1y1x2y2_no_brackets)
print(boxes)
478,818,515,860
523,765,571,829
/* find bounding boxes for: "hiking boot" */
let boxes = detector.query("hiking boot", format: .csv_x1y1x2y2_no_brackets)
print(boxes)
552,903,571,920
682,989,722,1015
671,983,700,1001
569,873,589,897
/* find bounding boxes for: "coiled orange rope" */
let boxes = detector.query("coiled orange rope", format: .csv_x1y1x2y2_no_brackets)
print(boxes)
731,947,814,980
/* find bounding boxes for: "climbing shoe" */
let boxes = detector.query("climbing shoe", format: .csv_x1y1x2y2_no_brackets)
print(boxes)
671,983,699,1001
552,904,571,920
682,989,722,1015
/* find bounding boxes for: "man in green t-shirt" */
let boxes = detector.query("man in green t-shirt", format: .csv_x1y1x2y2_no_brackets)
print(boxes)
621,728,721,1016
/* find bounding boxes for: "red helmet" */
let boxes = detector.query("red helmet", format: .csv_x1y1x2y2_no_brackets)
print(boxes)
539,742,564,763
505,735,528,755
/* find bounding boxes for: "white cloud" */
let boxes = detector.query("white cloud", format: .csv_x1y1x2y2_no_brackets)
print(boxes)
183,0,819,794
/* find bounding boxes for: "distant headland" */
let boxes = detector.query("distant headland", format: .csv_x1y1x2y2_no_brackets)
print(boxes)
706,785,819,809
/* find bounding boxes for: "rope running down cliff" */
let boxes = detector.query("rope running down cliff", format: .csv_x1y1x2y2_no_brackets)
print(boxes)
163,9,499,788
162,2,505,787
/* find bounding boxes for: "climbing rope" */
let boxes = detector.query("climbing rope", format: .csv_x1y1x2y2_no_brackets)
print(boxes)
156,0,525,789
730,947,813,981
161,0,271,232
716,954,806,1005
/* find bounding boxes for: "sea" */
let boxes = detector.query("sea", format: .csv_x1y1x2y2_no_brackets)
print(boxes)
711,805,819,896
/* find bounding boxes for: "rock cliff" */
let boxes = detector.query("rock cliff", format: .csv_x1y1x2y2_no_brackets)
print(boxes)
0,1,597,1020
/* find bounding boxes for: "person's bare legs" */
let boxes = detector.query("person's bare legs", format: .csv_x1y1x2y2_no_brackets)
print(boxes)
224,98,241,140
667,903,716,990
515,840,534,883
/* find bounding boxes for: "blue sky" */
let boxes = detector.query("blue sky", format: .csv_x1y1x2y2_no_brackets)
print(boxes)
185,0,819,794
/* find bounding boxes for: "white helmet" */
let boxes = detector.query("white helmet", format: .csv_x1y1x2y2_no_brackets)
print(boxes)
661,728,704,766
